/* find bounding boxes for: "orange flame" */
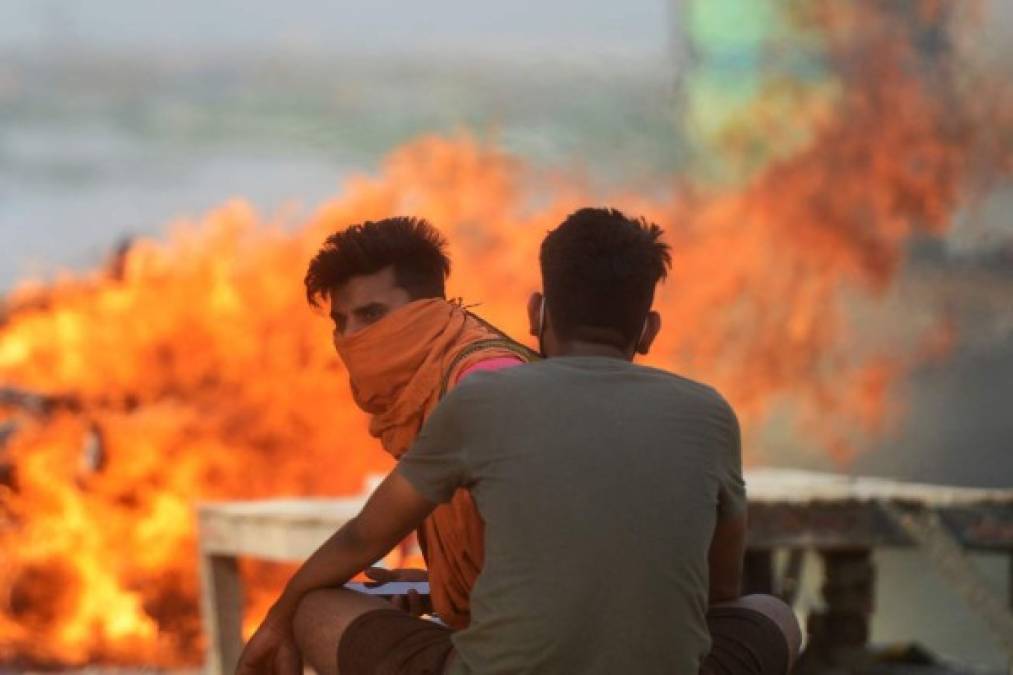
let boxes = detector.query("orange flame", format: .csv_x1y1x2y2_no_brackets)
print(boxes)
0,1,1008,666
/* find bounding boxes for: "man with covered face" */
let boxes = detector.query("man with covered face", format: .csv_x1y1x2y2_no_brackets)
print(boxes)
303,216,534,626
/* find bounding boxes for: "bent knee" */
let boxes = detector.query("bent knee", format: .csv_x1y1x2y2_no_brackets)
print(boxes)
736,595,794,622
292,589,335,644
292,587,393,644
740,595,802,659
715,595,801,650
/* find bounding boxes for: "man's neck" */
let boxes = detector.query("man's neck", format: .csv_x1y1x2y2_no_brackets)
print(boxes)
552,341,632,361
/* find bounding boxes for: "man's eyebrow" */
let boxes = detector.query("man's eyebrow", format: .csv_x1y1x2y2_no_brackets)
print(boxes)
353,302,386,315
329,309,344,322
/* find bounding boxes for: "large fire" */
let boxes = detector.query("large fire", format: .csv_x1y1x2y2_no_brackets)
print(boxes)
0,2,1008,667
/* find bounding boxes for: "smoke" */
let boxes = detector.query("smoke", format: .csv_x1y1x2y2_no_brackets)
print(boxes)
0,0,1009,666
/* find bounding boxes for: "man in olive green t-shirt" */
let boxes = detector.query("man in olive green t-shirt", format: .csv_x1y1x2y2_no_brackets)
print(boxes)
237,208,801,675
395,354,751,673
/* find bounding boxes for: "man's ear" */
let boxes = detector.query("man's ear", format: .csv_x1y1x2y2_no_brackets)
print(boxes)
527,292,544,337
636,311,662,355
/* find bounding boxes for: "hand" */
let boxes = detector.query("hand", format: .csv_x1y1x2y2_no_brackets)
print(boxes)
235,612,302,675
364,567,430,616
364,566,429,584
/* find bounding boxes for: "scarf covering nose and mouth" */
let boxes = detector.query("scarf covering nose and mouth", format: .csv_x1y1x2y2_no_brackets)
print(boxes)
334,297,536,627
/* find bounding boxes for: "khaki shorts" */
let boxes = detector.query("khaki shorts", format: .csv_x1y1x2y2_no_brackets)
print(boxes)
338,606,789,675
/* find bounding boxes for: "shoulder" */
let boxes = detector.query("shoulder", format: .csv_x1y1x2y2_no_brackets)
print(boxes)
634,363,737,420
444,359,551,408
426,365,529,439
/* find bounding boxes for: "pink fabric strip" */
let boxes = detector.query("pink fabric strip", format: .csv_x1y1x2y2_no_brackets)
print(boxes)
455,356,524,384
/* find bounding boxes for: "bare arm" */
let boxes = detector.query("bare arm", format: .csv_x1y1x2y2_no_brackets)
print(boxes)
708,510,746,604
237,384,473,675
235,471,435,675
709,395,746,605
268,470,436,621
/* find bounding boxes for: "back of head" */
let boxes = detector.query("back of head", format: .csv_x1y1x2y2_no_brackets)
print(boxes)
304,216,451,305
540,207,671,348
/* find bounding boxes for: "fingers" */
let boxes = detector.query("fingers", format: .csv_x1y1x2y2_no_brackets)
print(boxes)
364,567,428,583
398,568,429,582
235,621,291,675
234,652,257,675
364,566,391,580
406,589,422,617
386,591,427,616
274,639,303,675
390,590,425,616
235,637,270,675
412,590,433,616
364,566,393,587
364,568,431,617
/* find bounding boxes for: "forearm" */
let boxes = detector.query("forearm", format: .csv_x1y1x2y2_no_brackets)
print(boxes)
269,516,390,620
709,567,743,604
265,471,438,623
708,512,746,604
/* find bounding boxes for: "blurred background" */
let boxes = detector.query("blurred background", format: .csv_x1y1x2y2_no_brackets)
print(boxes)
0,0,1011,670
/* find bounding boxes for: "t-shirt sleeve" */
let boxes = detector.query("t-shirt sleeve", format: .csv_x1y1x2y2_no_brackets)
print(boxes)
716,399,747,519
395,387,472,505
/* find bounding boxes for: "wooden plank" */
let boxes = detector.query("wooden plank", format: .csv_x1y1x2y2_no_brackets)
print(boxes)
199,511,340,561
197,498,362,561
745,469,1013,507
198,497,365,520
195,472,1013,559
195,473,1013,558
748,502,1013,553
746,501,913,550
198,552,243,675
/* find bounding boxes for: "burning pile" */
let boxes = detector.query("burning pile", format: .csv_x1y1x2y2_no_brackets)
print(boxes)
0,1,1008,666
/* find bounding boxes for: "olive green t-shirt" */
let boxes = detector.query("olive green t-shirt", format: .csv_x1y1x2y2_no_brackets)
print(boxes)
396,356,746,675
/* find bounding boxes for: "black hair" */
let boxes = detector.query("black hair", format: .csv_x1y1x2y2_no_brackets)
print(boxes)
540,207,671,348
304,217,451,306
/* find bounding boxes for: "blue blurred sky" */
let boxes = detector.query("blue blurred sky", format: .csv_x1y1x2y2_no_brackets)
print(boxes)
0,0,670,62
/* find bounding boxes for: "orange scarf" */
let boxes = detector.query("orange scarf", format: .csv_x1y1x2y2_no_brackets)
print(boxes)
335,298,535,627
